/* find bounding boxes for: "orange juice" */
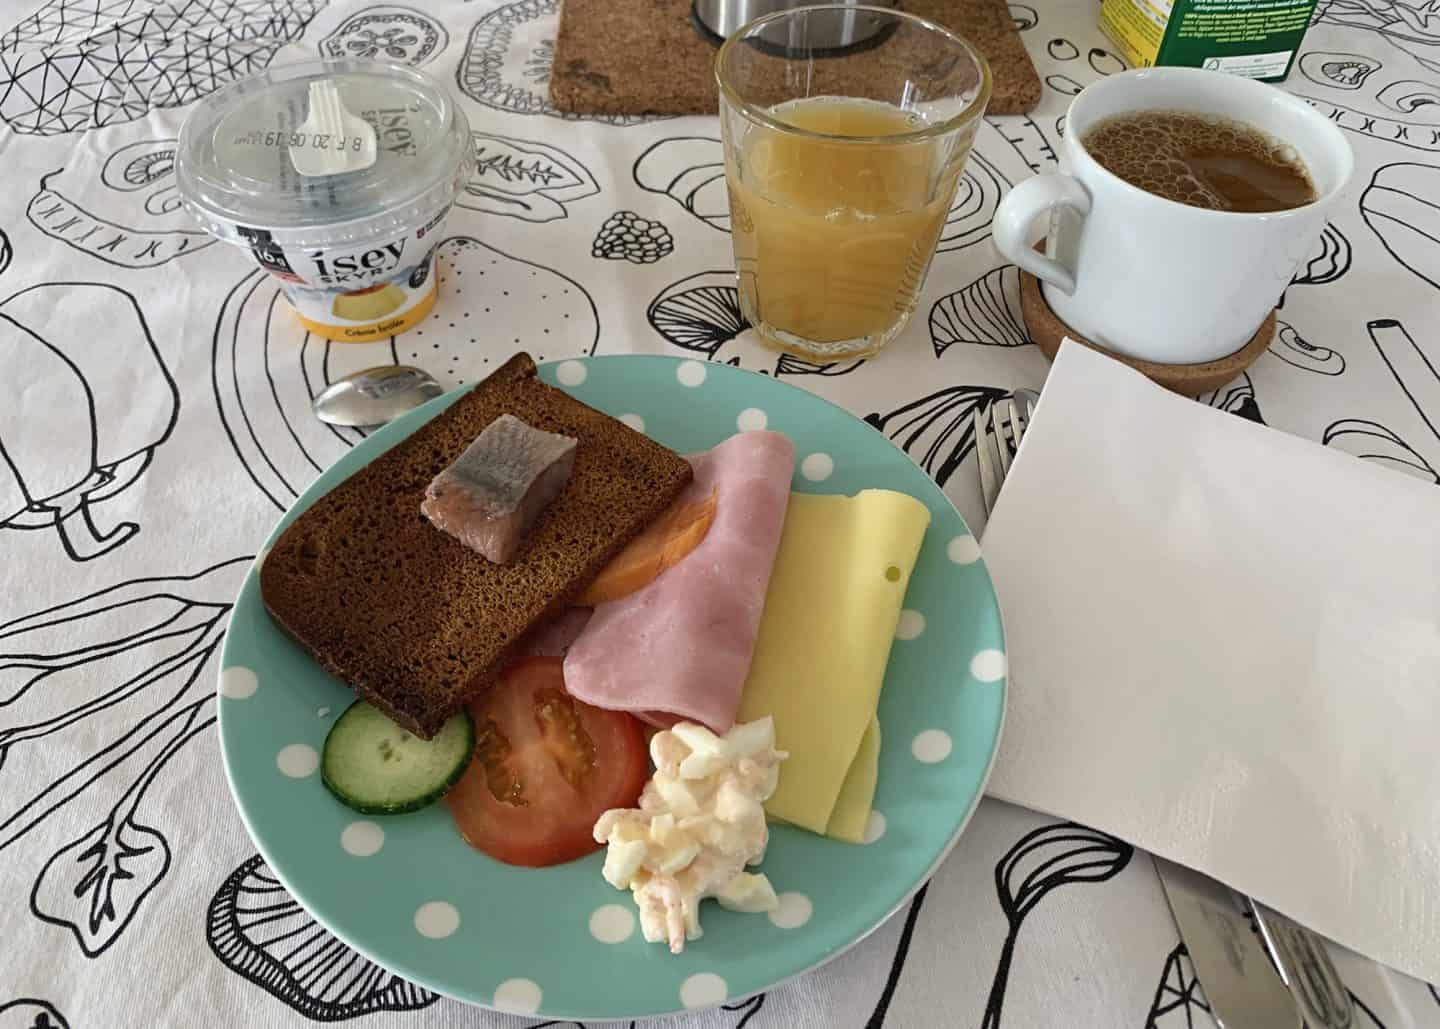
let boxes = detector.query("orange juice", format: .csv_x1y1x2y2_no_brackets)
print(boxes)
728,97,969,359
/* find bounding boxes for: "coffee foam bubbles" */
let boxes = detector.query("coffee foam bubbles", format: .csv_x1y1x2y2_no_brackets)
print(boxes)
1082,111,1311,211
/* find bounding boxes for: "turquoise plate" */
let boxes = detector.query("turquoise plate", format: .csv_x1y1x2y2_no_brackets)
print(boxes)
218,355,1006,1020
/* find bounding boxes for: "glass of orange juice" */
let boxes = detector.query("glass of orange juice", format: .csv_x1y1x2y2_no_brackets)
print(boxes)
715,5,991,363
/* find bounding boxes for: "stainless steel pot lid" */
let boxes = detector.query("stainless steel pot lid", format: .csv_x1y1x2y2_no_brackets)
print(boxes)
693,0,900,51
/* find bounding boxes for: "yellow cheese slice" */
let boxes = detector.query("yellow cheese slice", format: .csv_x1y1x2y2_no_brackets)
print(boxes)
826,717,881,843
738,489,930,836
766,717,879,841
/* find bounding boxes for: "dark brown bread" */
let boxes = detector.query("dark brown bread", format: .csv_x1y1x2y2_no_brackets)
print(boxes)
260,353,693,738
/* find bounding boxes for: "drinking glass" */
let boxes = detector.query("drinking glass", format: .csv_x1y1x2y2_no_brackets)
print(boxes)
715,4,991,363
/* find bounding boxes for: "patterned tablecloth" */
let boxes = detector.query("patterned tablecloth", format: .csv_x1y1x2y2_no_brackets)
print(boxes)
2,0,1438,1026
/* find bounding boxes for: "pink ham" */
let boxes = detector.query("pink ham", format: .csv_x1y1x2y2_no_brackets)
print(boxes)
563,431,795,733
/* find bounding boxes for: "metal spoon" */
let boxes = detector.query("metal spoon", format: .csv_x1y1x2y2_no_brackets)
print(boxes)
312,365,444,428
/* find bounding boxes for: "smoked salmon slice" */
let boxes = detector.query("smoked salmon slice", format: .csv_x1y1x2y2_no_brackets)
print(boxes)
580,490,718,605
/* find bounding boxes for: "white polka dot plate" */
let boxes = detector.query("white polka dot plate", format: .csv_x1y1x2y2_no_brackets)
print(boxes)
218,355,1006,1019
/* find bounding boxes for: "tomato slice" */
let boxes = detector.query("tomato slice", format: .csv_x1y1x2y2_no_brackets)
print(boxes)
445,657,648,867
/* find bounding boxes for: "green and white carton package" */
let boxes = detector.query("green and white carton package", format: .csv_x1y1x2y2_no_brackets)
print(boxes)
1099,0,1319,82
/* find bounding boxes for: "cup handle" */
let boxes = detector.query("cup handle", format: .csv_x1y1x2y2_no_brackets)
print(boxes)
993,174,1092,296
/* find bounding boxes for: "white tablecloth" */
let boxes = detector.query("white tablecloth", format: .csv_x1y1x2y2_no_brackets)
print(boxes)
2,1,1438,1026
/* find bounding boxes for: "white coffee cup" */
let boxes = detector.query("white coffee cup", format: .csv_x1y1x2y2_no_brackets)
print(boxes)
993,67,1354,365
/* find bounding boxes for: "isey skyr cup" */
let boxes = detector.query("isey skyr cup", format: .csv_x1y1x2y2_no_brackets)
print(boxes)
178,59,473,343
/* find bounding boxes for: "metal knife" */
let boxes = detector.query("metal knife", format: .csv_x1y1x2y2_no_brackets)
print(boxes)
1154,857,1303,1028
1250,902,1355,1029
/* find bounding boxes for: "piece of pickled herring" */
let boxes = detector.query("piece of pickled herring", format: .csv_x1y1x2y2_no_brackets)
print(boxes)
421,414,577,564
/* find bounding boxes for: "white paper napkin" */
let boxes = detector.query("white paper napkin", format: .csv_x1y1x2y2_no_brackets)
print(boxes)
981,341,1440,984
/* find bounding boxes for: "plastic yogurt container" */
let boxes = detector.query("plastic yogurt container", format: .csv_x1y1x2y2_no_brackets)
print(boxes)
177,59,473,342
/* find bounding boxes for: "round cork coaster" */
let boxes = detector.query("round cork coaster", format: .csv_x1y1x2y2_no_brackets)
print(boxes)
1019,268,1275,397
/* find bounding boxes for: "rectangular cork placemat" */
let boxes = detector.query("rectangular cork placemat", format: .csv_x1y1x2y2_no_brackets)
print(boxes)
549,0,1041,118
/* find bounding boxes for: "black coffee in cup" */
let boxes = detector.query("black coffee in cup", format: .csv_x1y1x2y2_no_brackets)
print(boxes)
1081,111,1317,213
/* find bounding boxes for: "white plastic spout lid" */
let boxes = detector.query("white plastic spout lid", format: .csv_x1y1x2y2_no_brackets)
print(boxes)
176,58,472,250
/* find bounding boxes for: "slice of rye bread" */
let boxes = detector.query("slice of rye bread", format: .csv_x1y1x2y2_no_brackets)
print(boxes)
260,353,692,738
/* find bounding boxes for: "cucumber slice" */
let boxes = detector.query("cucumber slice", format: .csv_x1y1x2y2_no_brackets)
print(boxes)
321,701,475,815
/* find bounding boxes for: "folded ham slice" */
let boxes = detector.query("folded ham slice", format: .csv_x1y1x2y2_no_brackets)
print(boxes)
564,431,795,733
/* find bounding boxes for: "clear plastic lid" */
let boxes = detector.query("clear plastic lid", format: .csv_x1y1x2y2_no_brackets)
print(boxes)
177,59,472,249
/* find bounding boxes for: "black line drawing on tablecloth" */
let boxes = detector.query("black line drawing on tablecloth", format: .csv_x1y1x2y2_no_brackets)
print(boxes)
1360,163,1440,289
1270,320,1346,375
647,270,865,378
633,137,729,232
1429,982,1439,1007
0,0,322,136
0,230,10,279
1047,38,1079,61
28,139,216,267
1312,0,1440,74
1,282,178,561
0,999,69,1029
989,115,1059,173
208,854,440,1020
1299,51,1383,89
514,1008,762,1029
0,559,245,802
981,823,1134,1028
866,386,1011,487
1326,419,1440,482
1201,373,1264,424
1369,318,1439,440
593,211,674,263
720,995,766,1027
457,0,651,125
1144,943,1211,1027
319,5,448,66
0,558,248,954
1008,4,1038,31
1088,47,1125,75
31,697,212,956
1286,223,1353,299
215,236,600,511
1045,74,1085,96
1377,79,1440,114
852,817,1143,1028
649,271,745,352
940,151,1010,253
1329,317,1440,481
929,266,1030,353
208,842,770,1029
863,883,931,1027
1297,95,1440,151
458,131,600,222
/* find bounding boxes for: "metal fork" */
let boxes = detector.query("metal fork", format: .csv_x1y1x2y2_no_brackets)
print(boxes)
974,388,1039,515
